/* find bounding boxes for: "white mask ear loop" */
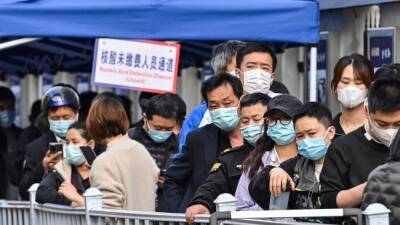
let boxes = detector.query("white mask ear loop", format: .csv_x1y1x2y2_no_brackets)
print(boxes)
364,97,369,115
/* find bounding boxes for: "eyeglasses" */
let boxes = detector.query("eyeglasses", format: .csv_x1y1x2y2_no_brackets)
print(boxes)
265,118,292,127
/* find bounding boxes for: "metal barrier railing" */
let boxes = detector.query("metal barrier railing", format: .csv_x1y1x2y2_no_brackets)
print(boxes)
210,208,363,225
89,208,210,225
34,203,86,225
0,184,391,225
0,200,30,225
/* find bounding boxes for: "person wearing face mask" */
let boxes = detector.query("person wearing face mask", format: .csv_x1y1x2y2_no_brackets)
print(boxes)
235,94,302,211
235,42,289,98
331,54,374,137
249,102,335,222
164,74,243,213
128,94,181,212
185,93,270,224
320,72,400,214
0,86,23,200
362,121,400,225
36,122,96,207
176,41,246,158
20,84,80,200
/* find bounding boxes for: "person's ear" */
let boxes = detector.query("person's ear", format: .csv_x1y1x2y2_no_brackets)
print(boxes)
327,126,336,141
271,72,276,80
235,68,241,76
87,140,95,149
143,113,148,121
364,104,369,118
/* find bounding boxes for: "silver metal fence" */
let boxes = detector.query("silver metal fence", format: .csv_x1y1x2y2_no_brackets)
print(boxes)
0,200,30,225
88,208,210,225
0,184,391,225
34,203,86,225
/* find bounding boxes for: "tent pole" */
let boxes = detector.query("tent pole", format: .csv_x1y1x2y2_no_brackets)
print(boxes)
0,38,41,51
309,46,317,101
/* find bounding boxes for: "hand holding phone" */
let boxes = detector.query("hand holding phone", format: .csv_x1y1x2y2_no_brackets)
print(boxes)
49,142,63,154
43,142,63,172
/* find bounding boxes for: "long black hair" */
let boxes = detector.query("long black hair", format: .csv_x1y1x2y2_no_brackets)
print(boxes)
242,118,275,178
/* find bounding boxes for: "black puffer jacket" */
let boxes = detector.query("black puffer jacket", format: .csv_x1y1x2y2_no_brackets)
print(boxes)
362,130,400,225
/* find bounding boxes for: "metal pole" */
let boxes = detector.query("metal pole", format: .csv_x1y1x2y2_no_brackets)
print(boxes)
0,38,41,51
309,46,318,101
83,188,103,225
303,46,309,102
28,183,40,225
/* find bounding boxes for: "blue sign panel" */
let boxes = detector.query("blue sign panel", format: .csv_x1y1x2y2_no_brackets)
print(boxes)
370,36,393,71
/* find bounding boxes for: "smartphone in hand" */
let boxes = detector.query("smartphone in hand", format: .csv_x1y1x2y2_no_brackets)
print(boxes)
49,142,63,154
80,146,97,166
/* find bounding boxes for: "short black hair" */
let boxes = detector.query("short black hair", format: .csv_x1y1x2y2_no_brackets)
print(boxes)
201,73,243,103
0,86,15,103
138,92,158,112
79,91,98,122
368,76,400,114
164,93,186,125
145,94,180,121
240,93,270,109
293,102,333,129
374,63,400,81
236,42,277,72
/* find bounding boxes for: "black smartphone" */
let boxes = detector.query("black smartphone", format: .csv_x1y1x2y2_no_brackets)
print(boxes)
160,169,167,176
80,146,97,166
49,142,63,154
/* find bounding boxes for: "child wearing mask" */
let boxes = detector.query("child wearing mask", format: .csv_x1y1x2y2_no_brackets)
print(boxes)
249,102,335,222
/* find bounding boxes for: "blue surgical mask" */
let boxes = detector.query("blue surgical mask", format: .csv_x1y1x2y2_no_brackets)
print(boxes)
49,119,75,138
65,145,85,166
210,107,239,131
145,121,173,143
297,132,329,161
240,124,264,145
147,128,172,143
266,121,296,145
0,110,15,128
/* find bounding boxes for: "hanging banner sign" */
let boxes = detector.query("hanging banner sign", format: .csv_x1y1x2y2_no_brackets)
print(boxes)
92,38,180,93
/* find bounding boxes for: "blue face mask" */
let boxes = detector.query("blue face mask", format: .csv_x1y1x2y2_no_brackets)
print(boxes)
240,124,264,145
266,120,296,145
210,107,240,131
0,110,16,128
146,122,173,143
49,119,75,138
297,133,329,161
65,145,86,166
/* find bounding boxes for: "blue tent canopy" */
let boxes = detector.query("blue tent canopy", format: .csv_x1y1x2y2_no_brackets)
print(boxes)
0,0,319,76
0,0,319,44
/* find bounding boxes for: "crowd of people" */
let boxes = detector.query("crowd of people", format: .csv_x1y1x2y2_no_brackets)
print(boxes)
0,40,400,224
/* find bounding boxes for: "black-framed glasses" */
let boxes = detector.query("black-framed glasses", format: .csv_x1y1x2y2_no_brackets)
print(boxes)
265,117,292,127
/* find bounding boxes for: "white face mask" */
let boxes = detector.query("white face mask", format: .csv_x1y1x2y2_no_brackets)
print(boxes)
367,116,399,147
337,86,367,109
243,69,273,94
